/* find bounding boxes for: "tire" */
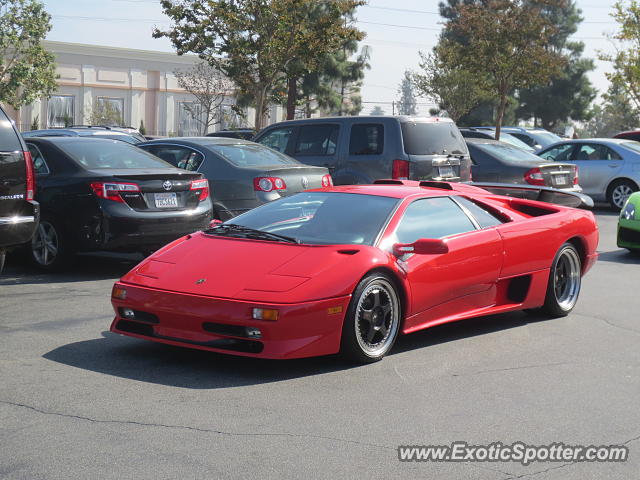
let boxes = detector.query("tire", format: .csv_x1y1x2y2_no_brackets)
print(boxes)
29,217,74,271
0,249,5,274
607,179,637,210
541,243,582,317
340,273,401,363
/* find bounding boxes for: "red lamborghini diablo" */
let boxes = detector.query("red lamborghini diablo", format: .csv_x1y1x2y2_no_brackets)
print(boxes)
110,180,598,363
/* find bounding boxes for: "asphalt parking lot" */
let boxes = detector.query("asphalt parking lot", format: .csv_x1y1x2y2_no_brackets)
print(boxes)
1,208,638,480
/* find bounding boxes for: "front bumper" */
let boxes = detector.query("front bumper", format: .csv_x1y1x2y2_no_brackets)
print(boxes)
617,218,640,249
110,282,351,359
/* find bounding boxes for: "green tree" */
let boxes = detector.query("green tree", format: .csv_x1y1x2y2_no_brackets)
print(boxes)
87,101,123,126
370,105,385,115
0,0,57,109
578,83,638,137
139,119,146,136
396,70,417,116
600,0,640,112
445,0,564,138
155,0,364,130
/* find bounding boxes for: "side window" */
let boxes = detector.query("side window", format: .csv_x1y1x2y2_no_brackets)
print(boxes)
571,144,620,161
394,197,476,244
349,124,384,155
453,196,506,228
26,143,50,174
539,143,574,161
258,127,294,153
144,145,203,171
295,125,339,156
510,133,535,147
604,146,622,160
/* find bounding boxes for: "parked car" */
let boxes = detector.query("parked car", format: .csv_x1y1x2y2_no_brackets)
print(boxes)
22,137,212,270
206,129,256,140
613,130,640,142
618,191,640,253
138,137,332,220
466,138,580,191
459,128,535,152
22,126,142,145
110,180,598,363
253,116,472,184
474,126,562,150
0,105,39,273
537,138,640,209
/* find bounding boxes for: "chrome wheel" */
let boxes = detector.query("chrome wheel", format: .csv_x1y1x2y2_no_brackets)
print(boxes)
552,246,581,312
31,221,59,266
611,183,635,209
354,278,400,357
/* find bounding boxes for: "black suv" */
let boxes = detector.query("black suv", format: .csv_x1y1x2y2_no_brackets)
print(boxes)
253,116,472,184
0,105,39,272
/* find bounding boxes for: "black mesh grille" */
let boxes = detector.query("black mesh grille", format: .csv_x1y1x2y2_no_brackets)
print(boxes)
619,226,640,243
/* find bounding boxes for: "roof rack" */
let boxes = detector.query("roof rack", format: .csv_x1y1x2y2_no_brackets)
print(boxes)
69,125,112,130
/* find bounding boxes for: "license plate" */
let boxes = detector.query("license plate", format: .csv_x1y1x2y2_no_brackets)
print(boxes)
439,165,455,178
554,175,568,186
154,192,178,208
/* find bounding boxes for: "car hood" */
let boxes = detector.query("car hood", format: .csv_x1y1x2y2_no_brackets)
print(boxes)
121,232,390,302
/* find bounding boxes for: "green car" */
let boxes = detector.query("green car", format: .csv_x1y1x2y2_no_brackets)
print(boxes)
618,191,640,252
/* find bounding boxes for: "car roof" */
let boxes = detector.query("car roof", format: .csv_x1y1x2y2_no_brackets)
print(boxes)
23,128,130,136
259,115,455,129
546,138,630,145
23,136,135,146
465,138,505,145
140,136,257,147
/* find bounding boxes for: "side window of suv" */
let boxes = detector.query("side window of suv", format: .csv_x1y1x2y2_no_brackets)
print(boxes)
258,127,294,153
26,143,50,174
143,145,204,171
349,124,384,155
295,125,339,156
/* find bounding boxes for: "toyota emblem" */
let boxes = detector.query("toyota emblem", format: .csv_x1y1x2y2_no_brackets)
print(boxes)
162,180,173,191
301,176,309,189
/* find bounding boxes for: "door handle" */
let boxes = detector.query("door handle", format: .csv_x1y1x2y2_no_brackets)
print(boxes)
608,164,618,168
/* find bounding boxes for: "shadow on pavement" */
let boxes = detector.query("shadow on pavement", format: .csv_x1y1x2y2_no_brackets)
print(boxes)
43,311,541,389
596,249,640,265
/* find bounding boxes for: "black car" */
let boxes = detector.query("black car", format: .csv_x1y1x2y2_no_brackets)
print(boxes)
138,137,331,220
23,137,213,270
206,129,256,140
466,138,581,191
0,105,39,272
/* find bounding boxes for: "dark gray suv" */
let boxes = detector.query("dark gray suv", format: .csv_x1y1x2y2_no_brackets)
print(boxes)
253,116,472,184
0,105,39,272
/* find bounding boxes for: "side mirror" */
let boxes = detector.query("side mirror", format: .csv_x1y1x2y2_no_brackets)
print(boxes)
209,219,222,228
393,238,449,257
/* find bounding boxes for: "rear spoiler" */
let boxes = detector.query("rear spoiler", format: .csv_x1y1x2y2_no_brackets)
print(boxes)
467,183,594,209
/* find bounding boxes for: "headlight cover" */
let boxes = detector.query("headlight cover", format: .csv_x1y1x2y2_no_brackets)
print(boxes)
621,201,636,220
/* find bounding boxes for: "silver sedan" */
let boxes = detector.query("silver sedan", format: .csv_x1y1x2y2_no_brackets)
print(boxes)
537,138,640,209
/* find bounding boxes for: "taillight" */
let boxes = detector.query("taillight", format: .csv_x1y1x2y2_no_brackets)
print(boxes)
190,178,209,201
254,177,286,192
524,167,545,186
321,174,333,187
90,182,140,203
392,159,409,180
24,151,35,201
573,166,579,185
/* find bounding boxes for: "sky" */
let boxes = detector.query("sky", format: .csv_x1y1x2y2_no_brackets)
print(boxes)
43,0,620,116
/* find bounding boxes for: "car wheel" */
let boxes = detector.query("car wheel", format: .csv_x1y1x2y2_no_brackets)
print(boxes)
340,273,401,363
541,243,582,317
0,249,5,274
607,180,637,210
30,218,73,270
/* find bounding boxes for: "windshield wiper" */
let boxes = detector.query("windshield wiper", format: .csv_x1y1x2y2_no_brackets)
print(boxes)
205,223,300,244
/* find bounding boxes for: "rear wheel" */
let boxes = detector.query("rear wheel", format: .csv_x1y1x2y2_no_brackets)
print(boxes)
541,243,582,317
607,180,637,210
30,217,74,271
340,273,401,363
0,249,5,273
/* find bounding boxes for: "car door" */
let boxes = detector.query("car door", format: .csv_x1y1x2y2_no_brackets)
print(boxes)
389,196,503,331
290,124,341,175
255,126,297,154
568,143,622,198
343,122,386,184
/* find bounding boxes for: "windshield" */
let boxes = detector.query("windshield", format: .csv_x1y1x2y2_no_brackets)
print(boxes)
226,192,399,245
480,131,534,151
56,140,175,169
401,122,467,155
207,143,299,167
531,131,562,147
474,142,545,163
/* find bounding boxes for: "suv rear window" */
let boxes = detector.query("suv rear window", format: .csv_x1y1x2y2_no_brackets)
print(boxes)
0,109,23,152
401,122,466,155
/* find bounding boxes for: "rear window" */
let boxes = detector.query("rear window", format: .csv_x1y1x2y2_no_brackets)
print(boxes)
620,141,640,154
401,122,467,155
474,142,546,163
56,140,174,169
0,108,23,152
207,143,299,167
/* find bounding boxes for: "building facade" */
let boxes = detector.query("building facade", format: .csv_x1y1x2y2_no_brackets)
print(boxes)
10,41,284,135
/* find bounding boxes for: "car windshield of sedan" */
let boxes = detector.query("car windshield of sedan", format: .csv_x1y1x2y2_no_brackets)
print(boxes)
475,142,546,163
207,143,300,167
57,140,174,169
221,192,399,245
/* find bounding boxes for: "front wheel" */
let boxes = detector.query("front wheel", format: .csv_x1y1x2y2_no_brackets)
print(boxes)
541,243,582,317
340,273,401,363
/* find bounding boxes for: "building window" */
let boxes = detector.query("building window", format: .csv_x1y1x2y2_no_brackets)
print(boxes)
178,101,202,136
94,97,124,126
47,95,75,128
